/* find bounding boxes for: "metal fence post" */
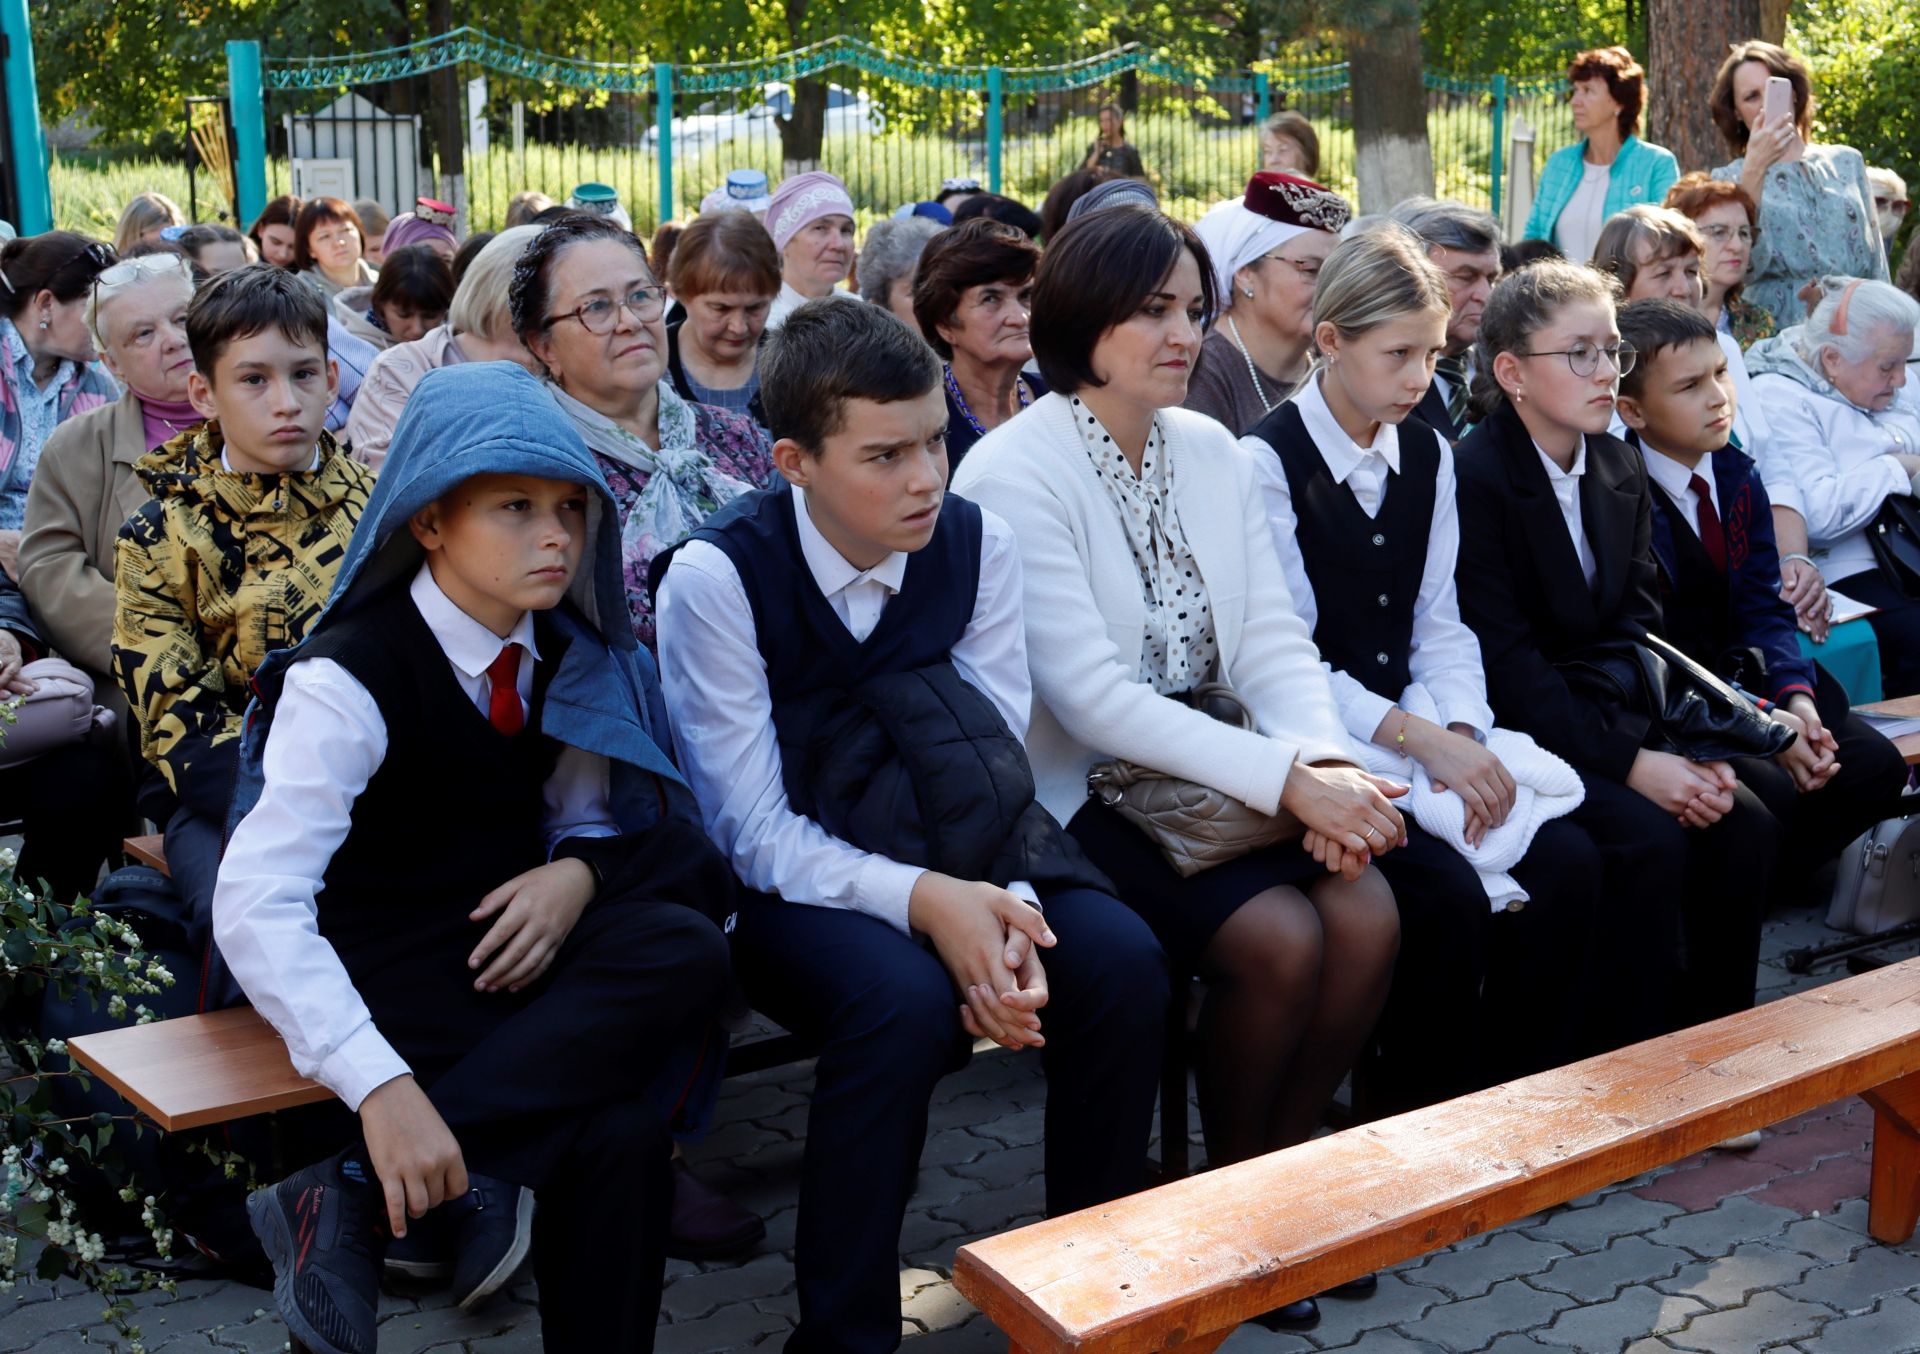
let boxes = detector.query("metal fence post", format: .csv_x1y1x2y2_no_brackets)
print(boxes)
1255,71,1270,125
654,62,674,227
227,40,268,231
986,67,1003,195
1489,71,1508,224
0,0,51,234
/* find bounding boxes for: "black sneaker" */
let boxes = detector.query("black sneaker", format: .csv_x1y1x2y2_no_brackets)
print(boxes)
246,1149,386,1354
383,1204,454,1285
446,1176,534,1313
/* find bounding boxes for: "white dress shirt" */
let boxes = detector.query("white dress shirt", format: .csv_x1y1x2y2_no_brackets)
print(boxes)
1534,436,1598,587
1641,444,1722,537
654,489,1032,936
1247,376,1495,744
213,562,619,1111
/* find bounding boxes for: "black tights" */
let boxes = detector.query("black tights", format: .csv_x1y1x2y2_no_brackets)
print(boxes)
1193,871,1398,1166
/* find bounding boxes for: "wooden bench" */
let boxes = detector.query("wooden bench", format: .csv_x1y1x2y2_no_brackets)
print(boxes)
1854,695,1920,765
953,956,1920,1354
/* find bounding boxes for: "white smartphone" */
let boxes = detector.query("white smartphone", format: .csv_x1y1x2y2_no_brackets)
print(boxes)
1763,76,1794,127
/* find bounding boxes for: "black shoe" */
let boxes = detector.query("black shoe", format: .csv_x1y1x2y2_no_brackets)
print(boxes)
383,1205,453,1284
1253,1297,1320,1331
666,1160,767,1261
246,1149,386,1354
446,1175,534,1313
1324,1272,1379,1298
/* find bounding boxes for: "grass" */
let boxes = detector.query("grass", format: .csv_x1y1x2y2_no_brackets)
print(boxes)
52,103,1581,238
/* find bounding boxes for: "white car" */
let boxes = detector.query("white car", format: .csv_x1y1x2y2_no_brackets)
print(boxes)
643,81,884,151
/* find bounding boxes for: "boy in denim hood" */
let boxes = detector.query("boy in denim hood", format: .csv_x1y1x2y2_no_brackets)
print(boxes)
214,361,732,1354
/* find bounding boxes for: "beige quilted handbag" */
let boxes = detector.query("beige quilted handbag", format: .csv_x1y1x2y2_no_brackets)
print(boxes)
1085,682,1303,878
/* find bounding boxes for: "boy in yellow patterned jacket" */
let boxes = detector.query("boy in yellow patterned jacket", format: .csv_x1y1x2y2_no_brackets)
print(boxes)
112,264,373,958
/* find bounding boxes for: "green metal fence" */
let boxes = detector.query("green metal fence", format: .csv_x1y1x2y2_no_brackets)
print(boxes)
226,28,1579,238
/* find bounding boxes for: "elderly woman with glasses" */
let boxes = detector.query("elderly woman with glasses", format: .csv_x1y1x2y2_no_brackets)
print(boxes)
0,233,121,576
1185,172,1351,435
508,214,776,648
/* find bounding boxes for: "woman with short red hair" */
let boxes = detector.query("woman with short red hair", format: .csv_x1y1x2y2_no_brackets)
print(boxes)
1521,46,1679,264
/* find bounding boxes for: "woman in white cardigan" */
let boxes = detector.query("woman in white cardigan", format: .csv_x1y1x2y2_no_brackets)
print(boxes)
953,206,1401,1333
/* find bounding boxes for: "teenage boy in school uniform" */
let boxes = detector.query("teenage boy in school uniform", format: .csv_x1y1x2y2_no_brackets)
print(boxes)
653,299,1168,1354
1615,298,1905,894
214,361,734,1354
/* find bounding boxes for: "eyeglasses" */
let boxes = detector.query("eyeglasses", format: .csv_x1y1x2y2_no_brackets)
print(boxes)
1260,253,1322,280
49,242,118,287
1698,224,1758,244
542,285,668,334
93,254,192,291
1518,341,1637,378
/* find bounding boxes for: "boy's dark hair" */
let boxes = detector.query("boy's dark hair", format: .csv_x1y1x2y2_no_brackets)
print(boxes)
949,192,1043,240
370,244,454,323
1030,205,1216,395
1615,297,1718,400
1501,238,1564,273
759,298,940,451
186,263,329,378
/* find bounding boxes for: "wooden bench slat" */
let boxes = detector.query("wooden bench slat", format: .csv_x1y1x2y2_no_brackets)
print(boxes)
67,1007,330,1132
123,834,169,876
954,957,1920,1354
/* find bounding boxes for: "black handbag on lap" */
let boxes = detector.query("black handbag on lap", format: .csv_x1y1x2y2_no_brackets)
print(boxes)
1867,495,1920,600
1558,631,1796,762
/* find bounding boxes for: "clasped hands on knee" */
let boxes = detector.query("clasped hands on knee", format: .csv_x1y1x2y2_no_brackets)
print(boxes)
1283,760,1409,881
909,872,1055,1053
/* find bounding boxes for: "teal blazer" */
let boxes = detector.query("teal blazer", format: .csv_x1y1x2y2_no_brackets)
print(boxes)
1521,135,1681,248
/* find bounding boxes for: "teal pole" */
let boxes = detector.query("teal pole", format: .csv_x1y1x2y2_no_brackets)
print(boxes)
0,0,51,234
654,63,673,227
986,66,1003,195
227,40,267,231
1255,71,1270,124
1489,72,1508,224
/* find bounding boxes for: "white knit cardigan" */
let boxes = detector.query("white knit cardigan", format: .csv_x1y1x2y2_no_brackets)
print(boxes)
952,392,1359,828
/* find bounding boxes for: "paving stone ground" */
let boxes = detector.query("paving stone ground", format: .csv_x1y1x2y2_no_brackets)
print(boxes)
9,898,1920,1352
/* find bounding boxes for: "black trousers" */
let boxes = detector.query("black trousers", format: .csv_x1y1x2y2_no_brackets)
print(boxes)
292,861,732,1353
729,887,1167,1354
1733,668,1908,902
1832,568,1920,698
1359,818,1604,1117
0,719,133,906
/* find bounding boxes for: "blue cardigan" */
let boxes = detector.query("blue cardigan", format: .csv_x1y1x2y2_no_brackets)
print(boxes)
1522,135,1681,247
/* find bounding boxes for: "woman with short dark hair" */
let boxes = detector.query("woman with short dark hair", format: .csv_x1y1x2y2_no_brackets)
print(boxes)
293,196,377,299
665,212,783,433
333,243,452,350
1708,40,1885,325
1521,47,1679,266
910,218,1045,468
952,207,1401,1331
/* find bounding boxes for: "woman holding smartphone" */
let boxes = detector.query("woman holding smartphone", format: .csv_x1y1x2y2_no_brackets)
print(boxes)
1707,41,1885,327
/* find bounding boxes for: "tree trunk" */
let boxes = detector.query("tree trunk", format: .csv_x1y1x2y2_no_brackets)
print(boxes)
1348,1,1432,214
1760,0,1792,46
427,0,466,229
779,76,830,170
1648,0,1761,174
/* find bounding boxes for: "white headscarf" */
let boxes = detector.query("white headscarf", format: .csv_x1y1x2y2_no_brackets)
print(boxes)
1193,198,1313,316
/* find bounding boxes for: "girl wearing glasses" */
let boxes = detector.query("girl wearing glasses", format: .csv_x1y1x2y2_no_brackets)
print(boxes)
292,197,377,300
0,233,120,560
1453,260,1775,1034
1184,172,1349,436
509,214,774,650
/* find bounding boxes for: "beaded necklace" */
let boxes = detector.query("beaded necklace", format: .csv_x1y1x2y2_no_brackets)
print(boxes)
945,363,1031,438
1224,315,1277,415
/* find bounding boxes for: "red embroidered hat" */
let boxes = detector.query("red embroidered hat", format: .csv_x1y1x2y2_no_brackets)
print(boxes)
1243,172,1351,234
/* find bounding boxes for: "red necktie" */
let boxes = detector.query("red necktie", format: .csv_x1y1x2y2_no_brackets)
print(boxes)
1691,474,1727,574
486,644,524,736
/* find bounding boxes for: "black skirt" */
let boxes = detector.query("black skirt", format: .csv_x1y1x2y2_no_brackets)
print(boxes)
1067,799,1327,970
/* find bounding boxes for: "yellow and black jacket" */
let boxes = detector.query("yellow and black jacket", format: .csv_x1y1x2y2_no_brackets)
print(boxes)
111,422,375,817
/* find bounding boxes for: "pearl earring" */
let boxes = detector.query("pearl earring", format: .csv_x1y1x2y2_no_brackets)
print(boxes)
37,317,49,331
1241,285,1254,299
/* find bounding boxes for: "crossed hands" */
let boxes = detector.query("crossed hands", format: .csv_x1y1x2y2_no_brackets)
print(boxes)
910,872,1054,1053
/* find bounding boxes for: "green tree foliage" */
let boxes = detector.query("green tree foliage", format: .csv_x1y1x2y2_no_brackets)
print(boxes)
1792,0,1920,259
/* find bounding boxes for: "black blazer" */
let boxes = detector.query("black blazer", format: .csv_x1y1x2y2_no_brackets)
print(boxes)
1453,402,1665,782
1415,376,1464,443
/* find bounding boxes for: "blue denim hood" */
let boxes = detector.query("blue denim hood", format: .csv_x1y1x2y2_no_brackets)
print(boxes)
229,361,696,836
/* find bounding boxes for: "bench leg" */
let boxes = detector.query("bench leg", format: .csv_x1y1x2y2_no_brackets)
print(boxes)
1863,1071,1920,1244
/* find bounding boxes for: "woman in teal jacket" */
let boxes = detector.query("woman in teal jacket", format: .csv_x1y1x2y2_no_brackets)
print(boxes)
1522,47,1679,264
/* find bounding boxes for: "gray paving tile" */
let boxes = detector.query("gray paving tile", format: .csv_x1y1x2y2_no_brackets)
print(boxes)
1532,1237,1693,1303
1522,1197,1685,1256
1403,1234,1574,1301
1304,1273,1441,1345
1783,1245,1920,1314
1398,1278,1575,1352
1652,1242,1822,1308
1529,1285,1706,1353
1662,1291,1833,1353
1650,1198,1800,1258
1794,1295,1920,1354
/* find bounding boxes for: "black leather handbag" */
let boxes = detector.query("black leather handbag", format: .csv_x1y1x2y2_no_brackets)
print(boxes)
1868,495,1920,600
1558,631,1797,762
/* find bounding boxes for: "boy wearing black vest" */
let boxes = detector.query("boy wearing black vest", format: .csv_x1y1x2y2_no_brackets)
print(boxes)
213,362,734,1354
653,300,1167,1354
1615,299,1904,898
